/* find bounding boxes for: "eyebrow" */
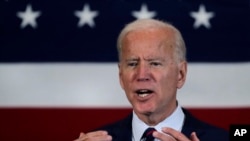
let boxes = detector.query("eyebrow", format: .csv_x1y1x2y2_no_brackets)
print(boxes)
146,58,164,62
125,58,139,62
125,57,165,62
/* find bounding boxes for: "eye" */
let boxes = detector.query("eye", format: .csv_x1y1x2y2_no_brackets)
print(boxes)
127,62,138,67
150,62,162,66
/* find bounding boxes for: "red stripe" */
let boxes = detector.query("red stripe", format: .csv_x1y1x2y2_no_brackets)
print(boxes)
0,108,249,141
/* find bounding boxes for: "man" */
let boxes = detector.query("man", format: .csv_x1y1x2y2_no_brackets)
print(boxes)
74,19,228,141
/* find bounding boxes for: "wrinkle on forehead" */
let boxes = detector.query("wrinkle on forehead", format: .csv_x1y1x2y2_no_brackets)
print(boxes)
122,28,176,61
124,28,176,49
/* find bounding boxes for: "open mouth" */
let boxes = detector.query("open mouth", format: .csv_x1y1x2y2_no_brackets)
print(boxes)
135,89,153,98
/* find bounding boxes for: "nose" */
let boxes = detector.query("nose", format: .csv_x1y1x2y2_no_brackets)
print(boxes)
136,63,150,82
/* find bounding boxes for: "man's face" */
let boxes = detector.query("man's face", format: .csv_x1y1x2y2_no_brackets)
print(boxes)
119,28,187,118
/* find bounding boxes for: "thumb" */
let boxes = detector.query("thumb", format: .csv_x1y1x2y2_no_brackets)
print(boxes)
190,132,200,141
79,132,85,138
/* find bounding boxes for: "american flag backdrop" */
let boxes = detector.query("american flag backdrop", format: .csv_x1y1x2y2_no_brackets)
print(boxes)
0,0,250,141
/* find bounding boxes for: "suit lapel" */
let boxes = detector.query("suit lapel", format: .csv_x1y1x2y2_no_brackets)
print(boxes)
181,109,205,138
111,113,133,141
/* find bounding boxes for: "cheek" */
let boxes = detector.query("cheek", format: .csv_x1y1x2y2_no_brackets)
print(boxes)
120,71,133,89
156,73,178,103
157,70,178,89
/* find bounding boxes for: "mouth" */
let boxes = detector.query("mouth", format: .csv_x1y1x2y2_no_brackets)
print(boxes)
135,89,154,98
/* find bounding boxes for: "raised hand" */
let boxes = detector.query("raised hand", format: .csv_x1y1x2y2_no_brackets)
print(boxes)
153,127,200,141
73,131,112,141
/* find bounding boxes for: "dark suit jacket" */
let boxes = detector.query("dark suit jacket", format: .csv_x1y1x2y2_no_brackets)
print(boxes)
98,108,229,141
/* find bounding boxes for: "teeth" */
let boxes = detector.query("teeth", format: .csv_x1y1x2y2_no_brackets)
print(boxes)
136,89,153,98
139,94,149,97
140,90,148,93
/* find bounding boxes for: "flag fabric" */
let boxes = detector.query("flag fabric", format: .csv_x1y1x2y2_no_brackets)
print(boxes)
0,0,250,141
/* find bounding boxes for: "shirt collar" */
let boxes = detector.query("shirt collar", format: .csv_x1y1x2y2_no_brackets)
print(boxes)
132,104,185,141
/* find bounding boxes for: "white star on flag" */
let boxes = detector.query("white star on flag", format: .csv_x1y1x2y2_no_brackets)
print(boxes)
190,4,215,29
132,4,157,19
16,4,41,29
74,4,99,28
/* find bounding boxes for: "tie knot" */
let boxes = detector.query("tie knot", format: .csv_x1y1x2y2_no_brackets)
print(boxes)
141,128,156,141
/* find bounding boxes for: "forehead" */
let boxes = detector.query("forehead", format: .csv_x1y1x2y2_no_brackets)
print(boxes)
127,27,173,38
123,28,175,51
123,27,175,46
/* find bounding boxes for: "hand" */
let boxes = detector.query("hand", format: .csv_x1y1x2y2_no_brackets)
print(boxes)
153,127,200,141
73,131,112,141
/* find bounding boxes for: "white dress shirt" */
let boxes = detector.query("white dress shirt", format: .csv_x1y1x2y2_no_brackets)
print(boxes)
132,104,185,141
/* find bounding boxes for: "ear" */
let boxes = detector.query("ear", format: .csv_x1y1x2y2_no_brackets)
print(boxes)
118,63,125,90
177,61,187,89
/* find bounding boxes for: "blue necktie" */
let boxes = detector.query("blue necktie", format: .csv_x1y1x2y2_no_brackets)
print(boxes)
140,128,156,141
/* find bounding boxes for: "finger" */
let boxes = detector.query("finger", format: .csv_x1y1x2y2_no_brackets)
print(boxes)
162,127,191,141
73,132,85,141
153,131,177,141
85,130,108,137
190,132,200,141
82,135,112,141
79,132,85,138
76,131,112,141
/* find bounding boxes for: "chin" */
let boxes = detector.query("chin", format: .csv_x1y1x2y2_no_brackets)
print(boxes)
135,105,155,116
136,109,153,117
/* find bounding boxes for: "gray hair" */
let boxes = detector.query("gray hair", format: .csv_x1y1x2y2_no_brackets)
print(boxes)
117,19,186,62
